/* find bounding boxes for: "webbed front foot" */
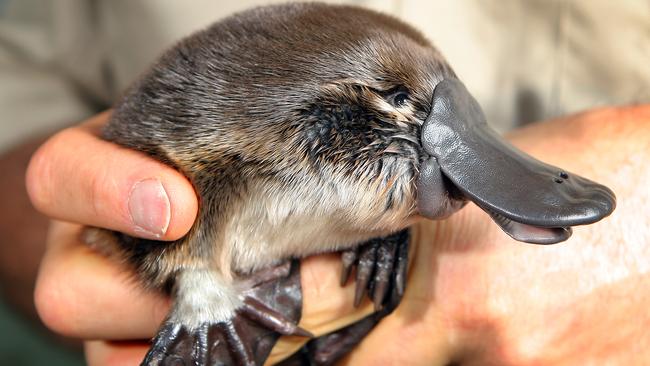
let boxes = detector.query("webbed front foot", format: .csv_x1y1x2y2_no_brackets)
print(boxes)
278,230,411,366
142,320,250,366
340,230,410,311
142,261,309,366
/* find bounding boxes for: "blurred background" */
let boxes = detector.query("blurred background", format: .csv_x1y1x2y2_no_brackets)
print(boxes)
0,0,648,364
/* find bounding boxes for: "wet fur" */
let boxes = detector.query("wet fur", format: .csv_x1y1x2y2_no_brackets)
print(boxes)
87,3,454,293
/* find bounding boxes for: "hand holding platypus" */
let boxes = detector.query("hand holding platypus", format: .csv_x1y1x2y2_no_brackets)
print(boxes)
33,3,615,366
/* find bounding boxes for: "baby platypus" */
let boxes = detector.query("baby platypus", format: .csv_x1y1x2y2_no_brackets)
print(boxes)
87,3,615,365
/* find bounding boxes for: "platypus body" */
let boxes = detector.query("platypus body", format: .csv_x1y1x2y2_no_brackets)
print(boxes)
87,3,615,365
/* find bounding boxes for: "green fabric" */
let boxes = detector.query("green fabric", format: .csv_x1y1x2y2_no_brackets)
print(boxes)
0,295,84,366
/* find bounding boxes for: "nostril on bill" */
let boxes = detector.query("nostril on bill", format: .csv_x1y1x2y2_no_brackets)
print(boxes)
559,171,569,179
554,178,564,184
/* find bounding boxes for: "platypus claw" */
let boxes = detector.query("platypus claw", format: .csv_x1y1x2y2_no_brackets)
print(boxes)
340,230,410,311
278,230,411,366
142,261,305,366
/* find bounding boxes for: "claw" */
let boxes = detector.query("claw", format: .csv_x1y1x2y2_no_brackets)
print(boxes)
340,249,358,286
142,261,303,366
345,230,410,309
141,322,184,365
371,239,397,311
241,297,312,337
277,230,411,365
394,233,410,297
221,318,255,366
193,323,209,365
354,243,377,307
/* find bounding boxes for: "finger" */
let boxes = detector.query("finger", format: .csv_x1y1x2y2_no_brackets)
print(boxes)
26,111,198,240
85,340,148,366
34,221,372,342
35,221,170,339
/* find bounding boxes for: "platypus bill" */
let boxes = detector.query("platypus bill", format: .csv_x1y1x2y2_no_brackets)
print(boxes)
85,3,615,365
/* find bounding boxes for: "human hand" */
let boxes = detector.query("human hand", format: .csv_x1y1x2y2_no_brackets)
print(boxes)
26,111,199,242
25,110,197,359
30,106,650,365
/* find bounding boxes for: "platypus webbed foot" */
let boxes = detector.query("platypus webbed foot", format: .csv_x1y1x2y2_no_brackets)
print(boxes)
305,314,381,366
340,230,410,311
276,315,380,366
279,231,410,366
276,232,409,366
141,318,259,366
142,261,307,366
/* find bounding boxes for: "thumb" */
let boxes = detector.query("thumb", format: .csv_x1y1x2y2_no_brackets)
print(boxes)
26,111,198,240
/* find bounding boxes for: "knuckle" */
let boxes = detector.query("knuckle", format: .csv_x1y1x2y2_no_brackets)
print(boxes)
34,256,79,336
26,140,55,213
25,128,75,214
34,262,79,336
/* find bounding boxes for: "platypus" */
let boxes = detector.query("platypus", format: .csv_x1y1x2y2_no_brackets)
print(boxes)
85,3,615,365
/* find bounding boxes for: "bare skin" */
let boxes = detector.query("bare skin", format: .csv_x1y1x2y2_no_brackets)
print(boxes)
28,106,650,365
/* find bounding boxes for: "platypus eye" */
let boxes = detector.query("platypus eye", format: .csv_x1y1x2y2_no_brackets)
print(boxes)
384,87,410,108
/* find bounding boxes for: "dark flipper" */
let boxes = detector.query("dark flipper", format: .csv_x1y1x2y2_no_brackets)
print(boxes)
144,231,410,366
279,230,410,366
303,315,379,366
142,261,306,366
341,230,410,311
301,282,404,366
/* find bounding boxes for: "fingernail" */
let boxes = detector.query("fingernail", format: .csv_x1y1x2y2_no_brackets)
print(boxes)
128,179,170,238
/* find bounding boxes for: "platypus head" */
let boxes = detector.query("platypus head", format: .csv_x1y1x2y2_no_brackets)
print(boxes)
286,4,616,244
417,79,616,243
108,3,615,249
273,5,615,244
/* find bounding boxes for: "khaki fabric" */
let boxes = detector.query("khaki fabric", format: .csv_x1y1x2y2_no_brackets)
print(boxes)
1,0,649,152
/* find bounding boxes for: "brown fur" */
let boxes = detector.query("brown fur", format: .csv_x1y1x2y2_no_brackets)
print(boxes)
86,3,455,291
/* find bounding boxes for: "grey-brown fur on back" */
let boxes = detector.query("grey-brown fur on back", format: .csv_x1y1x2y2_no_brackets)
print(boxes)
98,2,454,289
